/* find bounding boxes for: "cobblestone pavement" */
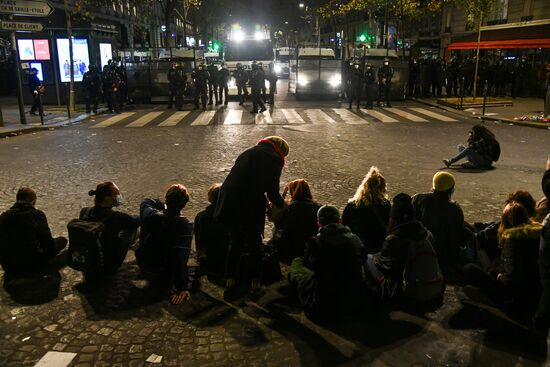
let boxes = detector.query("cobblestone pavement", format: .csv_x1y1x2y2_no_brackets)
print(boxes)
0,97,549,367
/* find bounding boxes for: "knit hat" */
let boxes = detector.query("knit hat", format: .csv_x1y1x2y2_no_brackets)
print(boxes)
390,193,414,223
263,136,289,156
317,205,340,226
433,171,455,192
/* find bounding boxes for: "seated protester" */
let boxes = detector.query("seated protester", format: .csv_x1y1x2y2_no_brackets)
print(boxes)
443,124,500,169
136,184,193,305
271,179,321,264
342,166,391,254
474,190,537,264
0,188,67,279
288,205,367,319
535,157,550,222
535,211,550,340
368,193,443,305
81,182,139,283
194,183,229,277
412,172,470,282
463,202,542,318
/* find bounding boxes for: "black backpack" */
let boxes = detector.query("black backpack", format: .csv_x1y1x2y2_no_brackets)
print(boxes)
66,208,105,272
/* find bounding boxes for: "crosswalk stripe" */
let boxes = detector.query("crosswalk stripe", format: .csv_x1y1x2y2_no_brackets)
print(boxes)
158,111,190,126
281,109,306,124
382,108,427,122
332,109,367,125
409,107,458,122
191,111,216,126
91,112,136,128
125,111,164,127
305,109,336,124
255,110,273,124
223,110,243,125
362,109,398,123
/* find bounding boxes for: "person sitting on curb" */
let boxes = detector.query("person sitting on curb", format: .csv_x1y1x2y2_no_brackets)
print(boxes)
0,187,67,281
136,184,193,305
194,183,229,279
443,124,500,169
79,182,140,287
288,205,367,319
412,172,470,283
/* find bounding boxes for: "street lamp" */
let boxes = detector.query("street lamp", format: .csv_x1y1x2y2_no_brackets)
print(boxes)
299,3,305,8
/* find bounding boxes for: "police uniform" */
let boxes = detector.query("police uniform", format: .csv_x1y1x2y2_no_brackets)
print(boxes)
218,63,230,105
234,64,249,105
364,64,376,109
347,63,363,109
83,65,102,114
207,63,219,105
377,60,394,107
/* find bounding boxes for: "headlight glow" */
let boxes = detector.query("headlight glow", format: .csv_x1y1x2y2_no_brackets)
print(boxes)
329,74,341,87
274,65,282,73
229,79,236,88
298,77,309,86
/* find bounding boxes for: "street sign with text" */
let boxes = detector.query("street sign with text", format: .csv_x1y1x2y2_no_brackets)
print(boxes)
0,0,54,17
0,20,43,31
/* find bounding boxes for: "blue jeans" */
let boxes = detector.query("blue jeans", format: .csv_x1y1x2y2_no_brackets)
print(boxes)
449,144,492,168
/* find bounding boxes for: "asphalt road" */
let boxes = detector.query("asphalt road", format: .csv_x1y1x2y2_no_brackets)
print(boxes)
0,89,549,367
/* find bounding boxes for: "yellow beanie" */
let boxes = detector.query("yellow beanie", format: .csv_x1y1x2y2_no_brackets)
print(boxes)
433,171,455,192
264,136,289,156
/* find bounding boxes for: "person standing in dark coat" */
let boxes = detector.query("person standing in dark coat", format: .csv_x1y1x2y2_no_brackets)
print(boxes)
217,62,230,105
448,57,459,97
266,63,278,105
0,188,67,278
270,179,321,264
215,136,289,292
288,205,367,319
258,62,267,103
412,172,469,282
83,65,102,114
342,166,391,254
234,63,249,105
420,59,431,98
364,63,376,108
193,64,210,111
102,66,119,113
28,67,44,116
408,59,420,98
207,62,219,105
250,62,267,114
347,61,363,109
377,58,394,107
136,184,193,305
167,62,183,109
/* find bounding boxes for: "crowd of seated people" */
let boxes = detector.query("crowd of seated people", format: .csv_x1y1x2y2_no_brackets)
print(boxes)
1,135,549,351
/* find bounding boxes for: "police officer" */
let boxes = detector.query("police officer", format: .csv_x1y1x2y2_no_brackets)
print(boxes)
258,62,267,103
102,65,119,113
408,58,420,98
207,62,219,105
234,63,249,105
167,62,181,109
250,62,266,113
363,63,376,109
432,58,446,98
377,57,393,107
347,61,363,109
83,65,102,114
112,59,126,111
217,62,230,105
193,63,210,110
28,67,44,117
493,57,506,97
266,63,278,105
448,57,459,97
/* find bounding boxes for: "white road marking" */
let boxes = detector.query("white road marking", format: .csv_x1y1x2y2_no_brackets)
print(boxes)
91,112,135,128
383,108,428,122
223,110,243,125
281,109,306,124
125,111,164,127
409,107,458,122
363,109,398,123
332,109,367,125
305,109,337,124
34,351,77,367
191,111,216,126
158,111,190,126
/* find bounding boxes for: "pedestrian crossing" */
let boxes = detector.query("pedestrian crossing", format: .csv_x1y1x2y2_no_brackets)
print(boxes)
89,106,460,129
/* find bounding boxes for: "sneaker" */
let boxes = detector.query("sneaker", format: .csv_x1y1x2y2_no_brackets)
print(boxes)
259,107,267,113
443,159,451,168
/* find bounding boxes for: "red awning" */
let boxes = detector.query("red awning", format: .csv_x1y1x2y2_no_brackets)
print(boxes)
448,38,550,49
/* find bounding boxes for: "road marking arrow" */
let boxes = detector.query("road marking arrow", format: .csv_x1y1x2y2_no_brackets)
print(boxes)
0,0,54,17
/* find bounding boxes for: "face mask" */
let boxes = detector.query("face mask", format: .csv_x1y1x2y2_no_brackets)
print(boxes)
384,62,389,66
354,65,359,69
115,195,123,207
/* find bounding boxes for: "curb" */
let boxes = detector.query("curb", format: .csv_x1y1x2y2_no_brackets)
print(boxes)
0,114,89,138
410,98,550,130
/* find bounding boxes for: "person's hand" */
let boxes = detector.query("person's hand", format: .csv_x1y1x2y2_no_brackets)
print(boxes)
170,290,191,305
496,273,503,281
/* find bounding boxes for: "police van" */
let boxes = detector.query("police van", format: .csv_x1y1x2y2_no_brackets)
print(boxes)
288,47,341,99
274,47,293,78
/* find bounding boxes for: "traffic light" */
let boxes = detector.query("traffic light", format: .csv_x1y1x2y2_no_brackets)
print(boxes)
358,34,367,43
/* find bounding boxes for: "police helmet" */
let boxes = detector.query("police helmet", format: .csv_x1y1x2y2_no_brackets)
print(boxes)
236,62,242,68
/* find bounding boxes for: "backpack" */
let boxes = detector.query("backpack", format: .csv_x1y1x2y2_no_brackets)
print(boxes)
492,140,501,162
66,208,105,272
402,236,445,304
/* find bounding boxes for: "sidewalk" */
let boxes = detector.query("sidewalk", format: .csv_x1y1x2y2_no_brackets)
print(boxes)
413,96,550,129
0,96,90,138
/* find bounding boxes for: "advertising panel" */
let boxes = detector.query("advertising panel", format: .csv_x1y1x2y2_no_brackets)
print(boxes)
17,39,35,60
33,39,50,60
56,38,90,82
99,43,112,69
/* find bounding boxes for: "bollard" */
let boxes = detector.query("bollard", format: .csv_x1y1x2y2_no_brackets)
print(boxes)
482,79,489,117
